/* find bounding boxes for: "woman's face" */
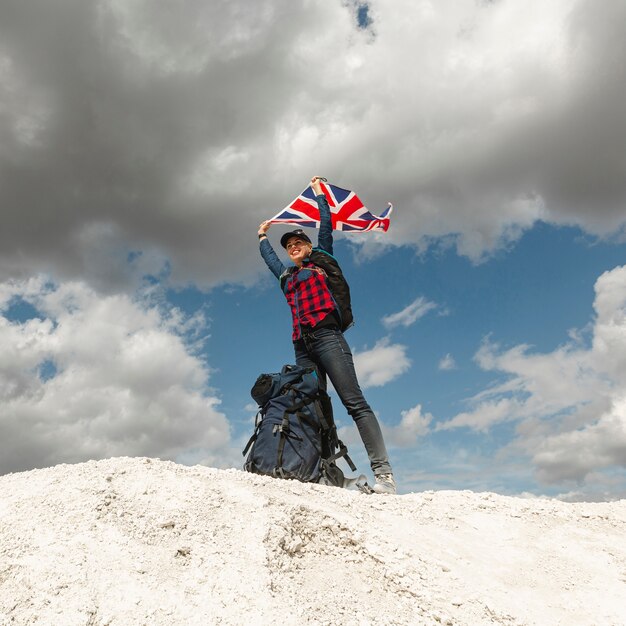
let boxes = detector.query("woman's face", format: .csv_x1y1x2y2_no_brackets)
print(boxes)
286,237,312,266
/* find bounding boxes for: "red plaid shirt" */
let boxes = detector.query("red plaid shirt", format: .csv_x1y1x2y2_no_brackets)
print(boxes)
283,260,337,341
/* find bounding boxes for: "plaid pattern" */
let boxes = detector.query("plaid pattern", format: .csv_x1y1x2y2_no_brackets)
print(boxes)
284,261,337,341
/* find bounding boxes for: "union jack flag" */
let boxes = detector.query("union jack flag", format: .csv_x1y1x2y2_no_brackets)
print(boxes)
269,182,392,233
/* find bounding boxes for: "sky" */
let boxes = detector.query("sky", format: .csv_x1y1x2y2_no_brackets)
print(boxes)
1,0,625,501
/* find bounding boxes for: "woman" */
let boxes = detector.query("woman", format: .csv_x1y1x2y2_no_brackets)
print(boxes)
257,176,395,494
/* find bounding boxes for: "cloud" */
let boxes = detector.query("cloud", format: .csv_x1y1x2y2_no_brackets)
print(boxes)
381,297,437,329
439,353,456,371
1,0,626,290
437,264,626,489
437,397,522,433
0,276,230,474
532,397,626,483
352,338,411,388
383,404,433,447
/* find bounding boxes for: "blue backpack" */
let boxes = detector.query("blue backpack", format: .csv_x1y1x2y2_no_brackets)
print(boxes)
243,364,357,486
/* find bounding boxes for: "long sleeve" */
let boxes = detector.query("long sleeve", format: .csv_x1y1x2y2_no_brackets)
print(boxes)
259,237,286,280
315,193,334,255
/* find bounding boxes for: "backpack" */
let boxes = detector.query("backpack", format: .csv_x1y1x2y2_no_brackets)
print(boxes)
280,249,354,332
242,364,357,487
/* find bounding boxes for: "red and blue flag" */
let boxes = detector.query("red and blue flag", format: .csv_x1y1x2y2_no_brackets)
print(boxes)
269,182,392,233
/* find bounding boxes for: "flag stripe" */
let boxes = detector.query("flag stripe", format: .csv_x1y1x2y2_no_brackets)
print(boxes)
270,183,392,234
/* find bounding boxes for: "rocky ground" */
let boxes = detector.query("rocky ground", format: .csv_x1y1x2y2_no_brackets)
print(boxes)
1,457,625,625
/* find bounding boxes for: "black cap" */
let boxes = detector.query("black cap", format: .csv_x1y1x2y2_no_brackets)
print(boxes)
280,229,312,249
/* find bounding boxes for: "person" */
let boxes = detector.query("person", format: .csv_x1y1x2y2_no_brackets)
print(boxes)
257,176,396,494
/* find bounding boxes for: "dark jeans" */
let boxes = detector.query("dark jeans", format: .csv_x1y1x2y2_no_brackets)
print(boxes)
294,327,392,475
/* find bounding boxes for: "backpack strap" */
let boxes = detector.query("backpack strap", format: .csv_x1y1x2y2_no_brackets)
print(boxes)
241,410,263,457
242,432,256,457
274,398,321,473
324,439,357,472
274,414,293,472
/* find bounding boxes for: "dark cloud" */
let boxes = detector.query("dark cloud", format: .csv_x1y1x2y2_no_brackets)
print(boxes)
535,0,626,228
1,0,625,287
0,0,320,287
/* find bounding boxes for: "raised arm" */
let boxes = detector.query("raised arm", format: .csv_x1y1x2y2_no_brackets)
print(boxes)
258,220,286,279
311,176,333,255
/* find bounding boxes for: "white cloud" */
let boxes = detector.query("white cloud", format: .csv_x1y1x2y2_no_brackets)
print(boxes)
437,264,626,490
381,297,437,329
439,353,456,371
437,398,521,434
352,338,411,388
384,404,433,447
0,276,230,474
532,396,626,483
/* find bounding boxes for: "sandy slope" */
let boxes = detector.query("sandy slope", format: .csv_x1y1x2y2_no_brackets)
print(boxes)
1,458,625,626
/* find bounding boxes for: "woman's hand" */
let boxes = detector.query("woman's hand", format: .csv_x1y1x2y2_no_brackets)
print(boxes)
311,176,324,196
258,220,271,236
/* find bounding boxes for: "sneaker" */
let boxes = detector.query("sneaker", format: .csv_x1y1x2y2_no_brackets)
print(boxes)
372,473,396,495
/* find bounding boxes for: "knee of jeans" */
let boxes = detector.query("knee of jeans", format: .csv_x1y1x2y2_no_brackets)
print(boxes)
344,398,373,419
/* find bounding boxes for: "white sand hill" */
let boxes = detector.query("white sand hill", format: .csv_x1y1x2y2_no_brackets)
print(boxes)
1,458,625,626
